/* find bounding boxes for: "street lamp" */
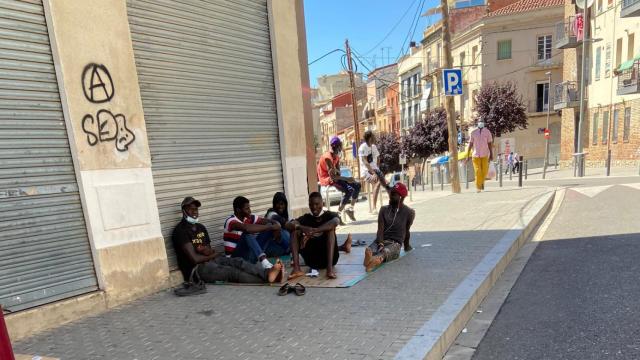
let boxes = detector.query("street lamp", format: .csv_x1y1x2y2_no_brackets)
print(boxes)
543,71,552,179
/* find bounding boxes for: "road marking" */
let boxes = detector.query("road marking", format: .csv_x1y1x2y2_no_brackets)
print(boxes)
621,183,640,191
570,185,613,198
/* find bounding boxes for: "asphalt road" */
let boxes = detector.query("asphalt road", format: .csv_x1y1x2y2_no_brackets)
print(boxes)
472,180,640,360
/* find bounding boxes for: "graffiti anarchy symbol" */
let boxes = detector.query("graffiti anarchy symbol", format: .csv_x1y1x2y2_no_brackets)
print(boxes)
82,63,115,103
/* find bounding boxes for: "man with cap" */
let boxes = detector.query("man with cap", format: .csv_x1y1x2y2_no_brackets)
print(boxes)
317,136,361,223
363,183,415,272
172,197,284,296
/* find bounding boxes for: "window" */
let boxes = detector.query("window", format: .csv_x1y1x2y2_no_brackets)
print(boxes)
427,50,432,72
605,43,611,78
537,35,552,60
536,82,550,112
612,109,619,143
616,38,623,68
460,51,466,67
407,106,412,127
595,46,601,81
414,74,420,96
592,113,599,145
597,0,603,13
602,111,609,144
472,89,478,106
497,40,512,60
623,107,631,142
414,104,420,125
472,46,478,64
628,33,635,61
437,42,442,67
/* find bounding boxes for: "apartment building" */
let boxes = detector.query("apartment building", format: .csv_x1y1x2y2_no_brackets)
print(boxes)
398,46,424,132
364,64,398,134
556,0,640,167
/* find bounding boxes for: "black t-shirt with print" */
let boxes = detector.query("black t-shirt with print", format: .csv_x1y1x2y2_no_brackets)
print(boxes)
172,218,211,281
295,211,340,269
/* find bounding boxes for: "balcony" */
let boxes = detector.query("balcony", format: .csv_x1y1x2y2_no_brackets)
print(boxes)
616,61,640,95
555,16,581,49
553,81,580,110
621,0,640,17
427,61,441,75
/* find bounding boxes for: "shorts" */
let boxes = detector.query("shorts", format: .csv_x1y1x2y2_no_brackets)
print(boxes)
363,168,385,184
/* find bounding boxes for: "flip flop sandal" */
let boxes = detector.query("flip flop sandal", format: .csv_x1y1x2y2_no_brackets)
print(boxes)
293,283,306,296
354,240,367,246
278,283,291,296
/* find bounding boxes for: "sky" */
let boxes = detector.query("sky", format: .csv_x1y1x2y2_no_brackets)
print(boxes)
304,0,440,87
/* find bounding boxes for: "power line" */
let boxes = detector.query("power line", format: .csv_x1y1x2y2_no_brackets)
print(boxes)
362,0,420,55
395,0,427,62
308,48,345,66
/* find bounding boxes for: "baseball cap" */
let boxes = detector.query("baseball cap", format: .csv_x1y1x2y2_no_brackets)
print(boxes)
181,196,201,208
330,136,342,147
391,183,408,198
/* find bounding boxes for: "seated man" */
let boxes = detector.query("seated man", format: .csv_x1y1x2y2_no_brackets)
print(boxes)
224,196,290,269
358,130,391,211
287,192,341,280
318,136,361,223
173,197,283,296
363,183,415,272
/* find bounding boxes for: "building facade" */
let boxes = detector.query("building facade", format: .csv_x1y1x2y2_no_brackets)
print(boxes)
317,71,364,102
451,0,565,166
1,0,313,340
557,0,640,168
398,46,424,132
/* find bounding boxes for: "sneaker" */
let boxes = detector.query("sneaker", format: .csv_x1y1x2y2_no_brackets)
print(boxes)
261,258,274,269
174,281,206,297
337,212,346,226
345,208,356,222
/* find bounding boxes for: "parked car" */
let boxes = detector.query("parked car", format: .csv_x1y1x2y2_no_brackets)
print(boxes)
320,168,354,205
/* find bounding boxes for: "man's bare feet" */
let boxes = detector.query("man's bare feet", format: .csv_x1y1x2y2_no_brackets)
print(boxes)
339,234,352,253
326,269,337,279
364,247,373,266
365,255,383,272
287,268,305,281
267,262,284,283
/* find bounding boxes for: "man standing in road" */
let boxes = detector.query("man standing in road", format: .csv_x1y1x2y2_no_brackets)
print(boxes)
317,136,361,222
363,183,415,272
358,130,390,212
467,119,493,192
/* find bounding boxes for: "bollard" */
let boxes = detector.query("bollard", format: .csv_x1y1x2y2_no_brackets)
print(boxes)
499,161,503,187
606,149,612,177
431,168,434,191
440,164,444,191
509,163,513,181
465,161,469,189
518,156,524,187
0,306,15,360
555,156,558,169
524,160,528,180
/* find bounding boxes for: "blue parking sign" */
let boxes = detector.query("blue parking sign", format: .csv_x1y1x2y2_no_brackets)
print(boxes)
443,69,463,96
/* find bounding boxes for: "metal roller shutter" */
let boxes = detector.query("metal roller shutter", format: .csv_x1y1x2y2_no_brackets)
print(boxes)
127,0,284,267
0,0,98,312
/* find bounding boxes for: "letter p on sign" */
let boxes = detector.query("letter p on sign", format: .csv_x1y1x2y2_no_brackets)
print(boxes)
443,69,463,96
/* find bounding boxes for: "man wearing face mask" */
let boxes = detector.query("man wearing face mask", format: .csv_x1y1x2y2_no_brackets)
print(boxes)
467,119,494,192
172,197,284,296
363,183,415,272
286,192,342,280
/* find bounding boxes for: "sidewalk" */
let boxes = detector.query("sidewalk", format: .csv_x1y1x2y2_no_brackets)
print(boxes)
14,186,554,360
501,165,639,181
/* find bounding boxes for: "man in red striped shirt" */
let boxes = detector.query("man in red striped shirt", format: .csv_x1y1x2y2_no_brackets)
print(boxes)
224,196,290,269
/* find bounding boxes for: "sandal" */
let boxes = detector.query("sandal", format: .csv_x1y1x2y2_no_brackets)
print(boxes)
293,283,306,296
278,283,291,296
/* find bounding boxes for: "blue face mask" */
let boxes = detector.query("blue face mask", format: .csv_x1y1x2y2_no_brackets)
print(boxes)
185,215,198,224
477,122,485,129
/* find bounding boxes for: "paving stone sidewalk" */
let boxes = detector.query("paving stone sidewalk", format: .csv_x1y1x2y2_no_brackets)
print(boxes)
15,187,551,360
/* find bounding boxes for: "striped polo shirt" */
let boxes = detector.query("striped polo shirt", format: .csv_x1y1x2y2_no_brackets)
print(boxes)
223,214,261,255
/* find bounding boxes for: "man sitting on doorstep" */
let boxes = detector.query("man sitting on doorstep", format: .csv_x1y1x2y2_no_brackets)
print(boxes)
317,136,361,223
286,192,352,280
173,197,283,296
363,183,415,272
224,196,290,269
358,130,391,211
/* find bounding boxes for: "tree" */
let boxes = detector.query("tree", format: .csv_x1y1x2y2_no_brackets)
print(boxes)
403,108,449,186
376,132,402,175
473,81,528,138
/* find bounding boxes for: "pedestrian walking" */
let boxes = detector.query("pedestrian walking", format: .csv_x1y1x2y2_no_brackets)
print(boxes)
466,119,493,192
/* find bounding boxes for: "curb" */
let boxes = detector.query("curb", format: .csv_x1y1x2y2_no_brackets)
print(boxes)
395,189,556,360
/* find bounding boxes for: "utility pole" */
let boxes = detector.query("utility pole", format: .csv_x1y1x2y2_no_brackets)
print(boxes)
576,6,589,177
345,39,362,179
440,0,461,193
543,71,551,179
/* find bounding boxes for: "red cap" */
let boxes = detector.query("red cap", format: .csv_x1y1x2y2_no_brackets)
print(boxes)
391,183,408,198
